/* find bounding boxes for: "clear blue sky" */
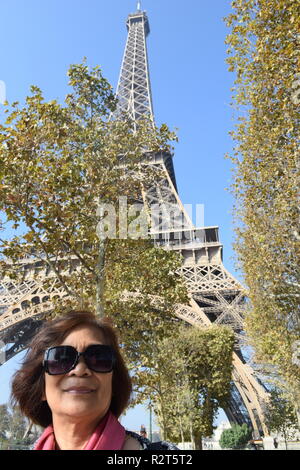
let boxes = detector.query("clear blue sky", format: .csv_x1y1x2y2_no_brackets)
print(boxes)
0,0,238,431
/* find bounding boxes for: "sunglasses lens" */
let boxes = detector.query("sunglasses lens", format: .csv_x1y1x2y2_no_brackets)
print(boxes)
46,346,76,375
84,345,114,373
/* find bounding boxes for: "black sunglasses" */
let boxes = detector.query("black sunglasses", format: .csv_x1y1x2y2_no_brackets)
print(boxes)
43,344,115,375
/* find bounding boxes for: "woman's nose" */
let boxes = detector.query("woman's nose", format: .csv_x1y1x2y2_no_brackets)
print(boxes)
68,356,92,376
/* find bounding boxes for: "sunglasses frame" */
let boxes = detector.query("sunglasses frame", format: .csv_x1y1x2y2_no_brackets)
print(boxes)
43,344,116,375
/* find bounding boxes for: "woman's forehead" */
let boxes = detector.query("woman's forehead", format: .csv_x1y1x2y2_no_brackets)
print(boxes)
60,324,108,347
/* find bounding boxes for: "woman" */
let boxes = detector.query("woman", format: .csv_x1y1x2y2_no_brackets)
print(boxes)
11,310,177,450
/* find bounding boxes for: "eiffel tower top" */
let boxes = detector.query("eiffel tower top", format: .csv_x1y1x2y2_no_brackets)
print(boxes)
126,5,150,36
112,2,154,126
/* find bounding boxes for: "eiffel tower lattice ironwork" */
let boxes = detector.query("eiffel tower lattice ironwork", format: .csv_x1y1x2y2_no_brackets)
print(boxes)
0,4,269,438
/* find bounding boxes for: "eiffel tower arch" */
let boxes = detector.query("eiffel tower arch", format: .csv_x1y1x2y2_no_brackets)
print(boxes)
0,4,269,438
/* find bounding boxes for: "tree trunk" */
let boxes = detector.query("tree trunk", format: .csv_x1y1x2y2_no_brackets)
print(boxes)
189,421,196,450
158,401,167,441
194,433,203,450
283,428,288,450
178,414,184,445
23,421,33,440
296,409,300,430
95,238,106,318
154,389,166,441
294,403,300,429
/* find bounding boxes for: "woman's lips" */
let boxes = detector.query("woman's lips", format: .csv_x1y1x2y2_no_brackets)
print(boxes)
64,387,95,394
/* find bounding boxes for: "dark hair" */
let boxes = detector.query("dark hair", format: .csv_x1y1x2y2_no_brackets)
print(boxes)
10,310,132,428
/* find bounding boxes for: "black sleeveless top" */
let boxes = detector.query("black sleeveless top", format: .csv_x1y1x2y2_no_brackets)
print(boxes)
125,430,179,450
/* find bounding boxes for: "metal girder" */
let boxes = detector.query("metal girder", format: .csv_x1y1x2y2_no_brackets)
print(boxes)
0,317,43,362
0,276,66,333
179,264,244,294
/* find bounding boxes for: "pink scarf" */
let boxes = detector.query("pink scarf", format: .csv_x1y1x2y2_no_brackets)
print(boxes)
33,411,126,450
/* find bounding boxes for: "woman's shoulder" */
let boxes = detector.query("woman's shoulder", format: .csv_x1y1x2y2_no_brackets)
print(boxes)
125,430,179,450
122,432,144,450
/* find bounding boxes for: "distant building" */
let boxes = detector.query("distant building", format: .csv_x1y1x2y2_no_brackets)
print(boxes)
203,421,232,450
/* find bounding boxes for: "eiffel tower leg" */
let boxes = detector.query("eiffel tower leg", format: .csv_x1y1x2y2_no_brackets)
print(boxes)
232,353,269,437
0,274,68,362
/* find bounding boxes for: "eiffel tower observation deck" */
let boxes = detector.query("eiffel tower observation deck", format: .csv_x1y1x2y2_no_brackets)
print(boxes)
0,2,270,438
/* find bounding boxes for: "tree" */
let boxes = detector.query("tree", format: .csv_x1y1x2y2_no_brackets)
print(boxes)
225,0,300,423
0,61,189,413
0,404,35,449
132,324,235,449
219,423,252,450
0,404,10,441
0,60,181,316
0,60,188,346
8,405,28,445
264,388,299,450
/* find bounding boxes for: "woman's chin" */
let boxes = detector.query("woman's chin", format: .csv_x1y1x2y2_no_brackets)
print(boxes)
61,399,99,417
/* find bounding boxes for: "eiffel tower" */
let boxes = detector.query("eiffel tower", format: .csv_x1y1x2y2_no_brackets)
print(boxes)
0,3,269,438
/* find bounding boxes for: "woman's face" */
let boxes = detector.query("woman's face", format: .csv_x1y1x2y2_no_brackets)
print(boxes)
43,325,113,423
